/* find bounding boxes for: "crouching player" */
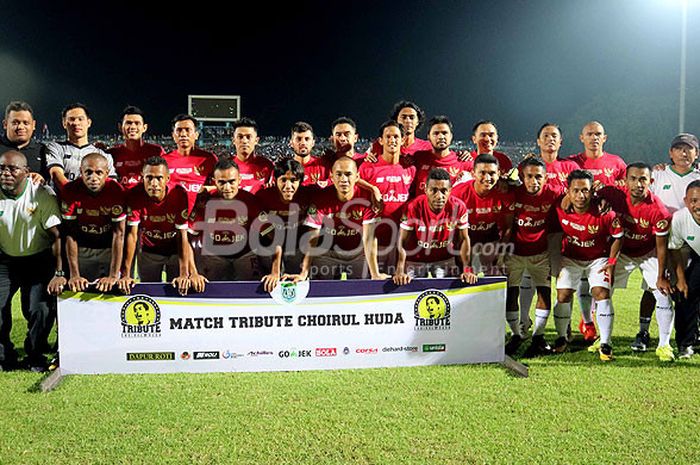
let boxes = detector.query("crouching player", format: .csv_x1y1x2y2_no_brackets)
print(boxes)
393,168,477,285
118,156,194,295
505,158,563,356
553,170,623,361
599,163,674,361
61,153,126,292
297,157,387,280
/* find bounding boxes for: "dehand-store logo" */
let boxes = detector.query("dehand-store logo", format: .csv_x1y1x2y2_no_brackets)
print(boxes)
414,290,451,330
121,295,161,338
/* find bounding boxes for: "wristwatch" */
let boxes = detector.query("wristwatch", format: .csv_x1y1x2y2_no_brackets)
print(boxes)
54,270,65,277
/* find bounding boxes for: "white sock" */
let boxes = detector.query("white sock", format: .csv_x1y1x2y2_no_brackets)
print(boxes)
506,311,522,337
553,302,572,339
653,290,674,347
533,308,550,336
577,278,593,323
519,275,535,326
595,299,614,345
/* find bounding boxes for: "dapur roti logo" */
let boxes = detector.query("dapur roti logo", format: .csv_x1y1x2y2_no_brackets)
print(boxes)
414,290,451,330
121,295,161,337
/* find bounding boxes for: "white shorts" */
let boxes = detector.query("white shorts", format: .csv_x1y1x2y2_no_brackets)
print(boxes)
547,232,563,277
505,252,551,288
557,257,611,290
613,251,660,290
405,258,460,279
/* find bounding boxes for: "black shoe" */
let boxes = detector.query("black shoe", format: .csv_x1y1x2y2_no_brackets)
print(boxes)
552,336,568,354
599,343,614,361
630,330,650,352
525,335,552,357
22,357,48,373
505,335,524,356
679,346,695,359
48,354,60,372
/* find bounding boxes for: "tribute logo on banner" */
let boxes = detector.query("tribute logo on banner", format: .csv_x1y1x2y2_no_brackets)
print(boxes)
413,290,451,330
121,295,162,337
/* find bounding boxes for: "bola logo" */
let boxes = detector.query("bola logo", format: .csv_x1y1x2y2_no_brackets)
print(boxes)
413,290,451,330
120,295,162,338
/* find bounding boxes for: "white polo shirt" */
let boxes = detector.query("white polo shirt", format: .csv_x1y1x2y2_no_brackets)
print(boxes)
0,180,61,257
669,207,700,256
45,141,115,183
651,167,700,214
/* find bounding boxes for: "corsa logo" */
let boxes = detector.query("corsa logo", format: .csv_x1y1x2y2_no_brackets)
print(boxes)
315,348,337,357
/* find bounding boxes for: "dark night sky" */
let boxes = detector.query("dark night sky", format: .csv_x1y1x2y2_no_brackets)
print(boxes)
1,0,698,151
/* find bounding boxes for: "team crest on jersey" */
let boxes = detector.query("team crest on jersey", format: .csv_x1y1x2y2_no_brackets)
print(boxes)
61,201,69,212
255,171,265,180
639,218,650,229
99,206,112,216
317,180,329,188
194,165,202,176
612,217,621,229
402,174,413,185
604,168,614,178
310,173,320,182
351,210,363,220
181,209,188,220
656,219,669,230
166,213,176,223
308,204,317,215
587,224,599,234
558,172,568,182
493,204,502,212
448,167,460,177
112,205,124,216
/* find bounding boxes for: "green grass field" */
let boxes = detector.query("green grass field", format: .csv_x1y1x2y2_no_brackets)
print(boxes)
0,271,698,465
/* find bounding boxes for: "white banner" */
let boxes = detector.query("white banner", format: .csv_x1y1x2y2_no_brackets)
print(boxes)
57,278,506,374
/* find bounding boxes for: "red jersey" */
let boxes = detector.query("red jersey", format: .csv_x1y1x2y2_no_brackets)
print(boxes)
542,158,579,191
235,154,274,194
464,150,513,173
127,184,189,255
164,148,218,211
296,156,332,188
108,142,165,189
599,186,671,257
452,180,515,244
303,186,376,253
567,152,626,187
61,178,126,249
400,195,469,263
555,206,624,261
256,186,311,248
359,158,417,246
511,184,563,256
412,150,471,193
189,189,260,257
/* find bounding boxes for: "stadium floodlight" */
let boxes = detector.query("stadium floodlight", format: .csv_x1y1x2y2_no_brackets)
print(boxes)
679,0,688,132
188,95,241,122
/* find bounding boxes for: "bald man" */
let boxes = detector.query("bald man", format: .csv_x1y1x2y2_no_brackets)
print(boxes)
60,153,126,293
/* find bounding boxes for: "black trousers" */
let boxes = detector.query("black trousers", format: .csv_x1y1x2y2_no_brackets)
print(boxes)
674,254,700,349
0,251,55,364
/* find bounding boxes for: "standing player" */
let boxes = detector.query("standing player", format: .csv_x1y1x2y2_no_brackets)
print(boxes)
412,116,471,193
45,103,115,188
452,154,514,276
359,121,416,272
108,106,165,189
599,163,674,361
463,120,513,173
118,156,192,295
61,153,126,293
518,123,580,335
651,133,700,213
188,158,261,281
164,114,218,212
567,121,627,337
393,168,477,284
231,117,274,194
505,158,563,355
553,170,623,361
290,121,329,188
257,159,310,291
1,101,48,181
669,180,700,358
297,157,386,280
325,117,366,164
368,101,432,158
